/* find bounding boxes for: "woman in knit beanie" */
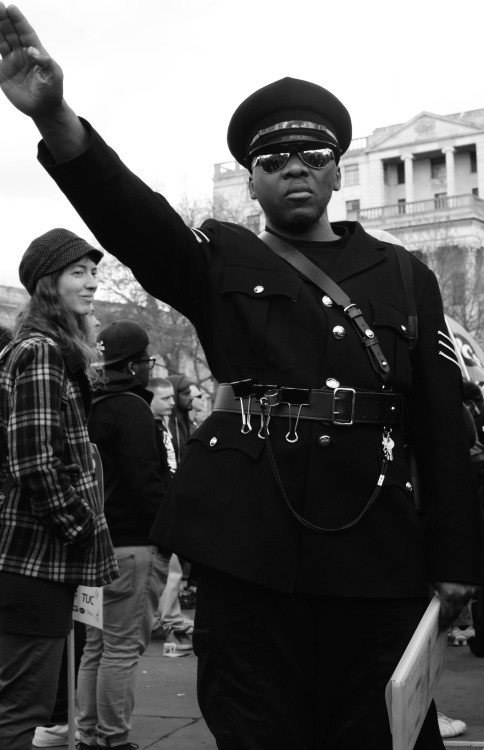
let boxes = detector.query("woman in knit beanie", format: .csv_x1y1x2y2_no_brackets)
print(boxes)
0,228,118,750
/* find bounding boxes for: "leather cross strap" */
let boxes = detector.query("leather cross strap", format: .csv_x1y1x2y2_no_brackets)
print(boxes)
259,230,392,387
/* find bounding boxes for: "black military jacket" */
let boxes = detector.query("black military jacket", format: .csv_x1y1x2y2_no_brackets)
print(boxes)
39,123,482,597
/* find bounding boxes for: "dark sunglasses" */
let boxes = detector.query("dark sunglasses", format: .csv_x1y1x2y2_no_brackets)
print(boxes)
131,356,157,370
251,147,336,174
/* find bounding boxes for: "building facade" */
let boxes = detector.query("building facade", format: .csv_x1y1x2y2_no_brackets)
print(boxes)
331,108,484,255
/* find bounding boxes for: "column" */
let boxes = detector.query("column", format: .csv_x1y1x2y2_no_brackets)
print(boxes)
367,155,385,209
443,146,456,196
400,153,414,204
476,141,484,198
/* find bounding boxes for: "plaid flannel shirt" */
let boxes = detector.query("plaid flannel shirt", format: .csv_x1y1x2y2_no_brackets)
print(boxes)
0,334,118,586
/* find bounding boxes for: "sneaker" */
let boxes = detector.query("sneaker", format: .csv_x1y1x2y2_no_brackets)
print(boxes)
447,625,475,646
437,713,467,738
33,723,80,747
165,626,193,650
163,642,192,658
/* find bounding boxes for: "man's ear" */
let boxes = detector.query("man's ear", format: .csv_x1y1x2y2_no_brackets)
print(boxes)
248,175,257,200
333,165,342,193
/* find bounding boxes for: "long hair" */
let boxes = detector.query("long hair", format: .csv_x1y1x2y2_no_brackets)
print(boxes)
15,270,96,369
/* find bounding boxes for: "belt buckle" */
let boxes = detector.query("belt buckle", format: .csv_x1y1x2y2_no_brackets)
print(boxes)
332,387,356,426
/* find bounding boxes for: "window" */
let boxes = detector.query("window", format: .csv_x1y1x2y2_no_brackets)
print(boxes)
431,157,446,180
434,192,447,209
472,187,479,196
398,199,406,214
344,164,359,186
470,151,477,173
384,162,405,185
346,199,360,218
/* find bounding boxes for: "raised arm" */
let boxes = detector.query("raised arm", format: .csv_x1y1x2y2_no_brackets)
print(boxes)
0,3,88,160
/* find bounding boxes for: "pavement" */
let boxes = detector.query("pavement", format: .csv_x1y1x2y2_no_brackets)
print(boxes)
436,644,484,749
32,612,484,749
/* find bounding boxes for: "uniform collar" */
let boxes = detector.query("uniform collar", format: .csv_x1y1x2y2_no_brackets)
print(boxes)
324,221,388,283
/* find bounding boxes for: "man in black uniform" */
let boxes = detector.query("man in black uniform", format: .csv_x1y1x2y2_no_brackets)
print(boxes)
0,7,481,749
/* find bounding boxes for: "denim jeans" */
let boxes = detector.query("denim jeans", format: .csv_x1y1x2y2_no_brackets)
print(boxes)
153,553,186,630
77,546,169,747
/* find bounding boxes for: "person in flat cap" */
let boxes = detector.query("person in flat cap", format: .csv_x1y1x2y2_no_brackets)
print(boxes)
0,226,117,748
0,9,481,749
81,319,171,750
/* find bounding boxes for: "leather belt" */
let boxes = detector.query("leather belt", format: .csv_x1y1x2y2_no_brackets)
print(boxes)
213,383,404,426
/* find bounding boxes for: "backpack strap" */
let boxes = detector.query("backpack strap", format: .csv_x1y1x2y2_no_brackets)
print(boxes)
91,391,149,407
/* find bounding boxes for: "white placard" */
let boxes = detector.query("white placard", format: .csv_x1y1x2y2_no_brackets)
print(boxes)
385,596,446,750
73,585,103,629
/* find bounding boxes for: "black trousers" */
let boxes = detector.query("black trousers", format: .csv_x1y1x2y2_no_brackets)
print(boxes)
193,567,444,750
49,621,86,725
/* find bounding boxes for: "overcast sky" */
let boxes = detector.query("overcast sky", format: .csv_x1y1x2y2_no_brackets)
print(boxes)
1,0,483,287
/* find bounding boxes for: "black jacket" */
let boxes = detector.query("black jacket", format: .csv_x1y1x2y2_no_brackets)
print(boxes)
88,370,171,547
40,124,482,596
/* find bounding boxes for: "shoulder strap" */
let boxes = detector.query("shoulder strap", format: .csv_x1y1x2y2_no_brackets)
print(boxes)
92,391,149,407
393,244,418,350
258,230,392,387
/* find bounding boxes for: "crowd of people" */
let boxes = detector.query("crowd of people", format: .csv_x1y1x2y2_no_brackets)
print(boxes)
0,3,483,750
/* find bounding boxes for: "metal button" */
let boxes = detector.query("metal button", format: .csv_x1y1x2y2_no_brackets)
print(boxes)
209,437,218,447
254,285,264,294
405,482,413,492
326,378,340,389
365,329,375,338
322,295,333,307
318,435,333,447
332,325,346,340
401,324,407,332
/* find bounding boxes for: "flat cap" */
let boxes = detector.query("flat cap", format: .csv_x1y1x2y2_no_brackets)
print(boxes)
227,77,352,168
98,320,149,367
19,228,103,295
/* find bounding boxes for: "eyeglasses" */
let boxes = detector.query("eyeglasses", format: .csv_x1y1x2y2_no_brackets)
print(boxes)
251,147,335,174
131,356,157,370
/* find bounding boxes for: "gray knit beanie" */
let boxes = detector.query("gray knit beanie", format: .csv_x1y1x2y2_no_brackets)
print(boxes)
19,228,103,295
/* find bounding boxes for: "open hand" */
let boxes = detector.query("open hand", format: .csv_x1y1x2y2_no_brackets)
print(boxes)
434,581,478,631
0,3,63,117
